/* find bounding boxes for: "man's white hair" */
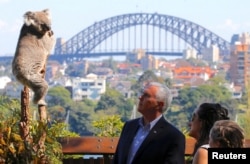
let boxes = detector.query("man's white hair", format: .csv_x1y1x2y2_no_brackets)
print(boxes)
147,82,172,112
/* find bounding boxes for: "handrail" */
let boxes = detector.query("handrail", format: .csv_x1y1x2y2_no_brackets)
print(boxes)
60,137,250,164
60,137,250,155
59,137,196,155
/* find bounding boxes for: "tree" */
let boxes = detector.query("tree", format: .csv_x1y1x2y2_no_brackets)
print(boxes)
169,84,235,130
131,70,160,96
206,75,227,86
164,78,173,88
0,100,78,163
65,62,86,77
67,100,97,136
95,87,121,111
92,115,124,137
138,70,158,84
47,86,72,107
237,110,250,138
187,58,207,66
94,87,134,121
102,57,117,73
47,86,97,135
0,95,20,115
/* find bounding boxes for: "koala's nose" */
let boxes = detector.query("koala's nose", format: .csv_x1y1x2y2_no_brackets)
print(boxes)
41,24,51,31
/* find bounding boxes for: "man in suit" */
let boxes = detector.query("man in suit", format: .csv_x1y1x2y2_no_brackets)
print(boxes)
113,82,185,164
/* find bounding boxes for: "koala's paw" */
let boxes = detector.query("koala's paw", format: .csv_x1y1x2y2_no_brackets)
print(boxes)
37,99,47,106
48,30,53,37
33,97,47,106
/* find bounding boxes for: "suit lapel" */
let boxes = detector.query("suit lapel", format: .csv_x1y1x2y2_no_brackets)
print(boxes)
132,116,166,161
123,120,140,161
126,121,139,144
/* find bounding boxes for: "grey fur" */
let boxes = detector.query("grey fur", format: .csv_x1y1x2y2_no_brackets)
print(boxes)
12,9,55,106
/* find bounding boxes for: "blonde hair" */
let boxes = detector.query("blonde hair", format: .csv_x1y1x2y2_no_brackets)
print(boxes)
209,120,245,148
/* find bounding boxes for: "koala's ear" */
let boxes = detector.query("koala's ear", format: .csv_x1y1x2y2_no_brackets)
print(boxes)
43,9,50,14
23,11,35,26
43,9,51,19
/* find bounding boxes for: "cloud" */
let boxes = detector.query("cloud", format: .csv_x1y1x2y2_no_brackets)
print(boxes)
208,18,250,41
214,18,250,33
215,19,240,31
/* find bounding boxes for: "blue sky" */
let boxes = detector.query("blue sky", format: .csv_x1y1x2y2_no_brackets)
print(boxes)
1,0,250,56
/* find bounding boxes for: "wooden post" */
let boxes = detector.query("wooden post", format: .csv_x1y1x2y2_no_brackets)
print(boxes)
19,86,48,164
19,86,32,163
20,86,30,142
35,63,48,164
38,105,47,122
37,105,47,164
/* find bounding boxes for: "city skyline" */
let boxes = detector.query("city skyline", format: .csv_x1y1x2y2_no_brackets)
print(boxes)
1,0,250,56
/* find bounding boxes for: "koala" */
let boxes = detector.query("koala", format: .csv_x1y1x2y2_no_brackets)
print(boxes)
12,9,55,106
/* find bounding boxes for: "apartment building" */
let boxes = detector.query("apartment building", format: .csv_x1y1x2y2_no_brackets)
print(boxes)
229,44,250,87
183,47,197,59
141,54,159,71
71,73,106,101
202,45,220,63
229,32,250,88
126,49,146,63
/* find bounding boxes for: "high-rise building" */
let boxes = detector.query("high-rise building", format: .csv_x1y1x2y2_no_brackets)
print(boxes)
229,43,250,88
183,47,197,59
141,54,159,71
240,32,250,44
126,49,146,63
202,45,220,62
54,37,66,54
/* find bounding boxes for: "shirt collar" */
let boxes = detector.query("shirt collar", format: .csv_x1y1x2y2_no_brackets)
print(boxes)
139,114,162,130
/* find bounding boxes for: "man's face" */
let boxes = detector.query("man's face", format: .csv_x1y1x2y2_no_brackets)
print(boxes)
137,85,159,115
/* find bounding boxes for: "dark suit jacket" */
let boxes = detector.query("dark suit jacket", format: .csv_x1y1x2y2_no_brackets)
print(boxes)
113,116,185,164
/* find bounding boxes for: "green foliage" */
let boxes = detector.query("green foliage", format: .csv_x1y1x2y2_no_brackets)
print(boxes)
94,87,134,120
0,97,79,164
48,105,67,123
138,70,158,83
186,58,207,66
47,86,96,135
131,70,161,98
49,103,94,136
65,62,86,77
105,56,117,72
0,96,20,115
237,110,250,139
164,78,173,88
68,109,93,136
47,86,72,107
92,115,124,137
169,83,234,130
178,84,232,110
206,75,227,85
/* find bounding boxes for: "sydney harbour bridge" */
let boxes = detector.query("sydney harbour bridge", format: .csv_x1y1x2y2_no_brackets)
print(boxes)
1,13,230,62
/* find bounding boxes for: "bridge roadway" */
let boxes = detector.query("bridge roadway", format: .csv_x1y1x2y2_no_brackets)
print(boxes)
0,51,183,62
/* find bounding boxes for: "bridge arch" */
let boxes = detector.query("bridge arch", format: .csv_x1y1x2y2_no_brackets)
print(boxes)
54,13,230,55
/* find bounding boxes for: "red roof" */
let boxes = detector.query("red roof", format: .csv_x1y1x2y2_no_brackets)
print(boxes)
173,66,216,79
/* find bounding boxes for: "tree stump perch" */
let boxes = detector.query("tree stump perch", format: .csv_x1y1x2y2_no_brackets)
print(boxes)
20,86,48,164
20,86,31,142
